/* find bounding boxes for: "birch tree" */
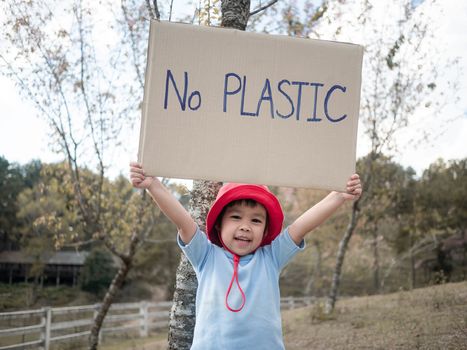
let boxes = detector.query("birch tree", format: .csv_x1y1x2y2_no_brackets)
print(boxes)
167,2,248,348
167,1,283,348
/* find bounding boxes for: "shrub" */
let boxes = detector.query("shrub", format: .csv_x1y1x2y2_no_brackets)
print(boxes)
79,248,117,296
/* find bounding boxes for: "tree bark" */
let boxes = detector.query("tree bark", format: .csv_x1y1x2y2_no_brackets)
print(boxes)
88,233,139,350
462,229,466,279
305,241,321,296
167,180,222,349
371,221,380,293
325,200,360,314
221,0,251,30
409,231,416,289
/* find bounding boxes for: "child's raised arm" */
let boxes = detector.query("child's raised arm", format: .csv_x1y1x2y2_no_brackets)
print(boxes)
288,174,362,245
129,162,197,244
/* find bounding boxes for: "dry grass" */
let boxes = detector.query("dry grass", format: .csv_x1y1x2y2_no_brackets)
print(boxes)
99,332,168,350
282,281,467,350
99,282,466,350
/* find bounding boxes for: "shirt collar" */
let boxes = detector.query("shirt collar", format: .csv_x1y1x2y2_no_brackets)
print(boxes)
223,249,254,264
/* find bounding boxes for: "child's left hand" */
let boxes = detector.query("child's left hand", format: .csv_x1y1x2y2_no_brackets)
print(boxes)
341,174,362,200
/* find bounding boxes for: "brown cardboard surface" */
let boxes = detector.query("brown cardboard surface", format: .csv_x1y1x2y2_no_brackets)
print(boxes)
138,20,363,191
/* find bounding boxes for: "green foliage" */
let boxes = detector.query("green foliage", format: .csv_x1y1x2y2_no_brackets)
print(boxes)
0,156,42,250
418,159,467,233
80,248,117,296
0,283,96,310
16,162,86,251
9,159,184,298
0,156,23,247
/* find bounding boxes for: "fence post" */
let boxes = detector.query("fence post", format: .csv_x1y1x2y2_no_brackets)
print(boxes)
140,301,149,337
40,307,51,350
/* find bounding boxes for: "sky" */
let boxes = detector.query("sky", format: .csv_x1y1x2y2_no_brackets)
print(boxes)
0,0,466,181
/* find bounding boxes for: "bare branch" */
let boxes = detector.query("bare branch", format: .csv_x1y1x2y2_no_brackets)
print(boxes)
169,0,174,21
120,3,145,90
249,0,279,17
144,238,177,244
153,0,161,20
62,238,97,248
145,0,155,20
145,0,161,20
103,236,126,261
74,3,106,228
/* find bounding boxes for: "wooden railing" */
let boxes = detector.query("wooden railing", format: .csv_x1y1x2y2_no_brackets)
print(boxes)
0,301,172,350
280,296,316,310
0,297,315,349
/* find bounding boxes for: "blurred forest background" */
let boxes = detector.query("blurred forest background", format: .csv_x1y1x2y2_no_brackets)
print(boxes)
0,154,465,309
0,0,466,314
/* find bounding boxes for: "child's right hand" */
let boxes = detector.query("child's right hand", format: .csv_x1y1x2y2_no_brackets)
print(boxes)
129,162,155,189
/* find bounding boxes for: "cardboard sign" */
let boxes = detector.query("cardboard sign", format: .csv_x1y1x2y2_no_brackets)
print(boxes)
138,20,363,191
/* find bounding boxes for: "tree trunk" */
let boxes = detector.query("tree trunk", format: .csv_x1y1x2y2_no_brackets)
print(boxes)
371,221,380,293
409,231,416,289
167,2,254,348
325,200,360,314
462,229,466,279
88,234,139,350
305,241,321,296
221,0,251,30
168,180,222,350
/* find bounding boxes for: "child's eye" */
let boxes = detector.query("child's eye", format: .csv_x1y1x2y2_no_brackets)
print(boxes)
252,218,263,224
230,215,241,220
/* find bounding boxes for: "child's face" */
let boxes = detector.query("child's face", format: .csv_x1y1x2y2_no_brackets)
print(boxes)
218,202,267,256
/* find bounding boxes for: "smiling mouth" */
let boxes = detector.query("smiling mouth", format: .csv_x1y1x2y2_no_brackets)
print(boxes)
234,237,251,243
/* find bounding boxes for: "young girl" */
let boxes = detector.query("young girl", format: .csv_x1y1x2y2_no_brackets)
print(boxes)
130,162,361,349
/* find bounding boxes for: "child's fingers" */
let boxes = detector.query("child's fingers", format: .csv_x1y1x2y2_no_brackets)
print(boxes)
130,172,145,181
352,187,362,195
347,183,362,190
347,179,360,187
347,181,361,190
347,183,361,193
130,166,145,175
347,174,360,184
129,161,141,168
343,174,362,200
131,178,142,186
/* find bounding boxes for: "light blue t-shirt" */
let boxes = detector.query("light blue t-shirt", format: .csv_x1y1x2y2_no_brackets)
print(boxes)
178,227,305,350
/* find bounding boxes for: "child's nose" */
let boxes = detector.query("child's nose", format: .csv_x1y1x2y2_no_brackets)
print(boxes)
239,223,251,231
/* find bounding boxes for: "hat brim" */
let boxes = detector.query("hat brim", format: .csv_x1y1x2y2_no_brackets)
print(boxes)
206,185,284,247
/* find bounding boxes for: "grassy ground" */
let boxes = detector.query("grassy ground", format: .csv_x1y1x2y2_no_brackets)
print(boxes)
98,281,466,350
282,281,467,350
99,332,168,350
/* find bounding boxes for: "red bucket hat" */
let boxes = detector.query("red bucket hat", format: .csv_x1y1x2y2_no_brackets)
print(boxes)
206,183,284,248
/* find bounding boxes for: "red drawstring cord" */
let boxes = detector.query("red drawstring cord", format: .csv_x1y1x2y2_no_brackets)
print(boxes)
225,254,246,312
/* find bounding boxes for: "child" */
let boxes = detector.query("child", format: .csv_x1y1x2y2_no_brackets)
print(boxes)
129,162,361,349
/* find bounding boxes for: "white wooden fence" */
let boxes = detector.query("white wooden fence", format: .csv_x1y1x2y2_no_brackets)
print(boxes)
0,297,314,350
0,301,172,350
280,296,315,309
